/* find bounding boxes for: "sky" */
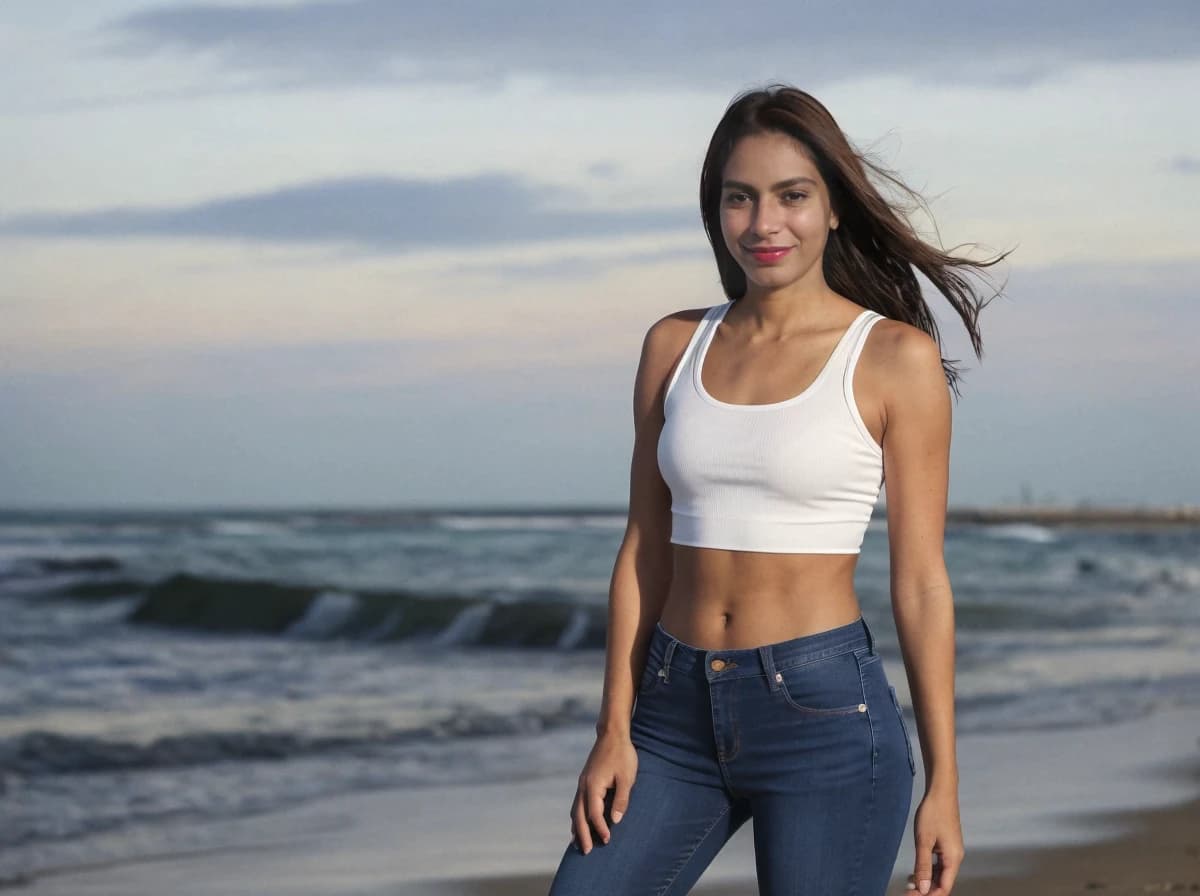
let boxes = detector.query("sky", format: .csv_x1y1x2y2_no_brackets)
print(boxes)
2,1,1198,510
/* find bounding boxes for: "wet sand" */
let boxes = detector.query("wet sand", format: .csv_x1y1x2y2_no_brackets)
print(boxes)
17,707,1200,895
394,787,1200,895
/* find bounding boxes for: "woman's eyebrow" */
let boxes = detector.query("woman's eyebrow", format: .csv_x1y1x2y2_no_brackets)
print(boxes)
722,176,818,191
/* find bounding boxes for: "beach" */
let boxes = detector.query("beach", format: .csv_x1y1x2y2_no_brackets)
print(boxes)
3,508,1199,893
397,789,1200,896
16,702,1200,895
0,434,1186,891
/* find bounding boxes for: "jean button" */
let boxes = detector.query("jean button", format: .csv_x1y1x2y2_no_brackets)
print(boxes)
710,658,726,672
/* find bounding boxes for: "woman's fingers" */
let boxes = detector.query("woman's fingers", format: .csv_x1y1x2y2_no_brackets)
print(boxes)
568,739,638,856
930,847,964,895
610,771,632,824
571,788,593,854
587,781,611,845
910,847,964,895
571,777,621,854
912,831,935,893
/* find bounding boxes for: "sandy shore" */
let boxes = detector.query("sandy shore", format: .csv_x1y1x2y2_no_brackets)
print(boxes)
959,791,1200,894
15,706,1200,895
398,782,1200,894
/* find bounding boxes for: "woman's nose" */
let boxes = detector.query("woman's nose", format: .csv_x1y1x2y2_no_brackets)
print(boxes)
750,200,783,236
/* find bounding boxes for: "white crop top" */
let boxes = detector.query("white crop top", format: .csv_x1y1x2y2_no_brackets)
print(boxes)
656,301,886,554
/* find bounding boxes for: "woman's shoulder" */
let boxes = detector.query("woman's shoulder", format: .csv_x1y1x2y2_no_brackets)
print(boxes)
642,304,718,357
861,313,939,363
649,303,719,331
860,314,947,398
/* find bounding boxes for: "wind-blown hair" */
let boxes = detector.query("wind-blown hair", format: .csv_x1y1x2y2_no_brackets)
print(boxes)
700,83,1013,399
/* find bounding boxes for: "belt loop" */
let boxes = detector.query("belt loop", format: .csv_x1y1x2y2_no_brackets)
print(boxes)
662,639,677,684
861,614,876,655
758,645,781,692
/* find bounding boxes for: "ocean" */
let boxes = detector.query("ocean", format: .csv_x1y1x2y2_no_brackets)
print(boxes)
2,507,1198,884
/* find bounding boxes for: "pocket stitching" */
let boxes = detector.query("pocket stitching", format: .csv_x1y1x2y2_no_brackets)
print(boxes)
775,650,869,716
889,685,917,776
638,664,661,696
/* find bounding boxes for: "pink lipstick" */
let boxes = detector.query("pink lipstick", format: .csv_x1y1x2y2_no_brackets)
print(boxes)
746,246,793,264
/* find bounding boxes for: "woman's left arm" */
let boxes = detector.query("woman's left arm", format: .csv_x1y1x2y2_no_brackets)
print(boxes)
877,323,963,896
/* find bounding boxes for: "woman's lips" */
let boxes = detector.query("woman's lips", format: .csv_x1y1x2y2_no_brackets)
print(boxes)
746,246,794,264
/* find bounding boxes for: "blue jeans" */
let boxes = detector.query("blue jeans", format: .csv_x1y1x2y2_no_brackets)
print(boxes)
548,615,915,895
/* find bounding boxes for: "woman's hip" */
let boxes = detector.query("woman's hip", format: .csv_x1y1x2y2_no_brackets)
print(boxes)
632,613,912,789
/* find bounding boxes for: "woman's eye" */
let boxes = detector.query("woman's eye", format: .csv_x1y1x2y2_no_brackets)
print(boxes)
724,193,748,204
784,191,808,201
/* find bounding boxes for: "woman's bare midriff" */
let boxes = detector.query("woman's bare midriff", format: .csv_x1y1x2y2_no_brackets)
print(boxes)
657,546,863,650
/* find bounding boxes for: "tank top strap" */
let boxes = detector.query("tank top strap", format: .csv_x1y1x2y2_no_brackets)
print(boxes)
793,308,876,401
841,310,885,384
663,302,729,404
840,311,886,464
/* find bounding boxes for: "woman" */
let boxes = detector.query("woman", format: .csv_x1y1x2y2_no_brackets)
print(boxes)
547,83,1008,896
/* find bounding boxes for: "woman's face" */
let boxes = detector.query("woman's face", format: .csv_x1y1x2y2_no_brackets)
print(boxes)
719,131,839,292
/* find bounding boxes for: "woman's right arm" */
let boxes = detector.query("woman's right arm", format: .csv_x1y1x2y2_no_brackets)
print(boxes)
569,313,682,855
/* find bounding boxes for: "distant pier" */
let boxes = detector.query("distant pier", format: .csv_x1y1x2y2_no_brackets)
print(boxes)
940,505,1200,528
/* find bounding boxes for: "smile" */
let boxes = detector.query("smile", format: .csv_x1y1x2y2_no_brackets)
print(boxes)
746,246,794,264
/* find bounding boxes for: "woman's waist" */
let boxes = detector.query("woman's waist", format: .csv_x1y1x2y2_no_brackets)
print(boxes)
657,580,863,653
649,606,873,681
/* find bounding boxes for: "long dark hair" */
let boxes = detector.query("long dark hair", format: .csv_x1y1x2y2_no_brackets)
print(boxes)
699,83,1013,399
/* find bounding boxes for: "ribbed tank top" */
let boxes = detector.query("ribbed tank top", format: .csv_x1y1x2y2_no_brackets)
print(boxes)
656,301,886,554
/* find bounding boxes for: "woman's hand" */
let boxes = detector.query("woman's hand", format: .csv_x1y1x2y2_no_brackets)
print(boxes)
907,786,964,894
569,731,638,855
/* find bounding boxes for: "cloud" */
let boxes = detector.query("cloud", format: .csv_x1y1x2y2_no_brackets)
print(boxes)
473,243,708,281
944,255,1200,402
103,1,1200,93
0,172,695,251
1166,154,1200,174
586,161,622,180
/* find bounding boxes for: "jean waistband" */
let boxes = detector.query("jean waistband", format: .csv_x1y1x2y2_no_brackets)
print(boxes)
651,615,875,683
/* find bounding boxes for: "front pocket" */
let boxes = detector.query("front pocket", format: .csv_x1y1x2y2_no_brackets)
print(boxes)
775,650,869,716
638,661,662,696
889,685,917,776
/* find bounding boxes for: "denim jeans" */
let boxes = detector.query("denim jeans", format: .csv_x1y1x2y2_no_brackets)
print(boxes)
548,614,915,895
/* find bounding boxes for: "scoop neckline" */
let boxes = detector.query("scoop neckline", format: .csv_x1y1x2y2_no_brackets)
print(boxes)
693,302,871,411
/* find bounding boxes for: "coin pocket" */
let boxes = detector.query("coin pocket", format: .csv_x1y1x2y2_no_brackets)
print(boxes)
775,650,869,716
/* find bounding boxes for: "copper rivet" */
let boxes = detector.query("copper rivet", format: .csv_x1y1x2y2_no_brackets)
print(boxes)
858,703,867,712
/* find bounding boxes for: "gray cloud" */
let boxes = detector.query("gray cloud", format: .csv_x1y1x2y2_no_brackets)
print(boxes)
473,244,709,281
1166,154,1200,174
0,173,695,250
103,1,1200,92
585,161,622,180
